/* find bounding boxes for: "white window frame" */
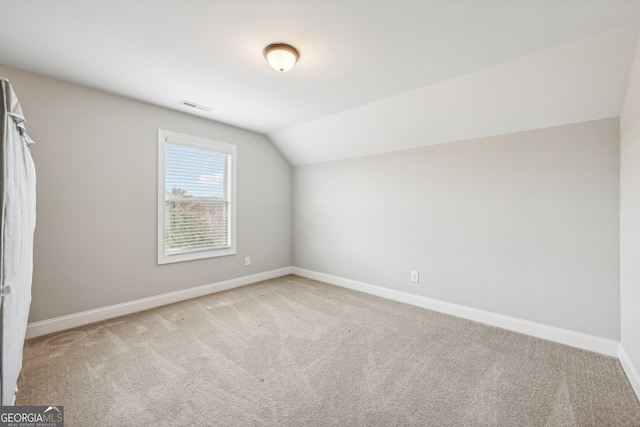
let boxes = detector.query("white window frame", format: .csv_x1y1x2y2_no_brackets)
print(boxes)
157,129,237,265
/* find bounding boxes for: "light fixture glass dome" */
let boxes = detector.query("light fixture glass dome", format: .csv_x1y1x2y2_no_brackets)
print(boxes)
263,43,299,73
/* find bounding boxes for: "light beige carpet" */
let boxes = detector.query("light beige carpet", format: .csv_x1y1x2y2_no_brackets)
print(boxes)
16,275,640,426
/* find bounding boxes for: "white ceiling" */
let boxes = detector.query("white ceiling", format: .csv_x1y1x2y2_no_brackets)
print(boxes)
1,1,640,165
272,23,640,165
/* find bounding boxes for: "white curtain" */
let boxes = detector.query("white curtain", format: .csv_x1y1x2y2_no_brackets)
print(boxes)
0,77,36,405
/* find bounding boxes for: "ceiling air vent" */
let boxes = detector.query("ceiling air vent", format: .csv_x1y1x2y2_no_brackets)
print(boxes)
179,100,213,112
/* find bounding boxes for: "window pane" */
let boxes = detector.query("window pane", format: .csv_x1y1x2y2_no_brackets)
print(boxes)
164,143,230,256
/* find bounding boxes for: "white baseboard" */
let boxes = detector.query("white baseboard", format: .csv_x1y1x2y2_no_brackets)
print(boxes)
27,265,622,360
292,267,620,357
26,267,293,339
619,344,640,401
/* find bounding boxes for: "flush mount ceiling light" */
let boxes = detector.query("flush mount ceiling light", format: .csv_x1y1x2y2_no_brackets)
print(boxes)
263,43,300,73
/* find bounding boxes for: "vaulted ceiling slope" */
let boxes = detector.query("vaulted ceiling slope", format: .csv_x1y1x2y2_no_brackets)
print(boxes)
272,23,640,165
0,1,639,166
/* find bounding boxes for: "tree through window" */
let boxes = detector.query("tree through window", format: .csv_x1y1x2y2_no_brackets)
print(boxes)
158,130,236,264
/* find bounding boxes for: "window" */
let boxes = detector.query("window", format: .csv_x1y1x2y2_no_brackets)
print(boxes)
158,129,236,264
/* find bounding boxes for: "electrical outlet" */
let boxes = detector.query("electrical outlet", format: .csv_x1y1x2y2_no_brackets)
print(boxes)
245,257,251,266
410,271,419,282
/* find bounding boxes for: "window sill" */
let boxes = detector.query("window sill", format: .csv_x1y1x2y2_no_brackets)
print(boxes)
157,248,236,265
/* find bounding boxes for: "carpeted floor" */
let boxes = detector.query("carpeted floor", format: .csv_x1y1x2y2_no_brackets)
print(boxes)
16,275,640,426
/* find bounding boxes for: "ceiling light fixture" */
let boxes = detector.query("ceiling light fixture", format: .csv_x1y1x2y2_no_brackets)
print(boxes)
263,43,300,73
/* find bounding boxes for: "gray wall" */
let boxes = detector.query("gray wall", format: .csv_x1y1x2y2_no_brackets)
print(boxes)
0,62,623,343
0,64,293,323
294,119,620,339
621,36,640,382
